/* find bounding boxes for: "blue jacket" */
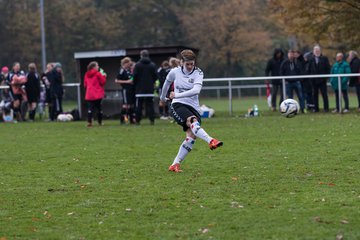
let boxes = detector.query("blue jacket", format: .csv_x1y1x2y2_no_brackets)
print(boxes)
330,61,351,90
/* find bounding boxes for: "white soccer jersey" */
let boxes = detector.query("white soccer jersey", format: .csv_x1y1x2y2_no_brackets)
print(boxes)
166,66,204,112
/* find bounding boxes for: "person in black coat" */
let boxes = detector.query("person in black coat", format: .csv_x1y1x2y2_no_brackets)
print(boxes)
280,49,305,112
49,63,64,121
41,63,54,121
307,45,331,112
25,63,41,121
265,48,284,111
347,51,360,111
296,50,314,110
133,50,158,125
158,60,171,119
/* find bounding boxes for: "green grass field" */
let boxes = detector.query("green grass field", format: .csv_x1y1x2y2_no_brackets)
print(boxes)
1,98,360,239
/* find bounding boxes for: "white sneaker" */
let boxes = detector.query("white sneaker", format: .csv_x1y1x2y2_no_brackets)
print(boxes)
332,109,338,113
343,109,349,113
160,116,169,120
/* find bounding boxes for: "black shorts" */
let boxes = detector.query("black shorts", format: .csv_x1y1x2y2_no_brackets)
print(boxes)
122,88,135,105
27,93,39,103
170,102,201,132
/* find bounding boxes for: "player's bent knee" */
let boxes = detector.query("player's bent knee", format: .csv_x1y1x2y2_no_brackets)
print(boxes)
186,115,199,126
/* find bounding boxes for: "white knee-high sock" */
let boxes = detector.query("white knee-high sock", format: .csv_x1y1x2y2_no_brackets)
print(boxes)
172,137,195,165
190,121,212,143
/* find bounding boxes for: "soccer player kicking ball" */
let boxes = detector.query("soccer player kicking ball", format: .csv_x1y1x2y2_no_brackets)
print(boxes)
160,50,223,173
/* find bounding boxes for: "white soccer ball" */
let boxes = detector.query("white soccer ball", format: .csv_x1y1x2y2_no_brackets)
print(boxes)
280,99,300,118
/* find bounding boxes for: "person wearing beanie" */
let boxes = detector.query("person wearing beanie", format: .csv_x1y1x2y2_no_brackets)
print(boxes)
1,66,9,85
133,49,159,125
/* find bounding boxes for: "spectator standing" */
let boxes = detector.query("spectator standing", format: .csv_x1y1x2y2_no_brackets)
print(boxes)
25,63,41,121
347,51,360,111
84,61,106,127
41,63,54,120
1,67,13,122
307,45,331,112
280,50,305,112
133,50,158,125
0,67,9,100
296,50,314,110
158,60,171,119
330,53,351,113
115,57,136,124
49,63,64,121
1,66,9,84
265,48,284,111
7,62,27,121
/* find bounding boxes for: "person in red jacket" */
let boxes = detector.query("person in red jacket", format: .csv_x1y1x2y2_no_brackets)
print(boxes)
84,61,106,127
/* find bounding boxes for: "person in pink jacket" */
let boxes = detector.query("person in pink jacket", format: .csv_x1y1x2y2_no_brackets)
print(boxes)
84,61,106,127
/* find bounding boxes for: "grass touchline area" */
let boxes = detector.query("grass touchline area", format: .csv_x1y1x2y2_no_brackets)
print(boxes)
0,112,359,239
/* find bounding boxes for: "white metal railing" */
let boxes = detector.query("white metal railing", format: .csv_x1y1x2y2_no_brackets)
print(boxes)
1,74,360,117
0,83,82,118
203,73,360,115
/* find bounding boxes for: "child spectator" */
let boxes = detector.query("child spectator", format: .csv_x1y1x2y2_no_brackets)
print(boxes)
84,61,106,127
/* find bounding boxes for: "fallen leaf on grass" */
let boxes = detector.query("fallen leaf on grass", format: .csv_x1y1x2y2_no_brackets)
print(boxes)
340,220,349,224
125,208,132,212
318,182,336,186
336,234,344,240
231,177,238,181
314,216,331,224
198,228,209,234
231,201,244,208
43,211,48,215
67,212,74,216
80,185,87,189
31,218,40,222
